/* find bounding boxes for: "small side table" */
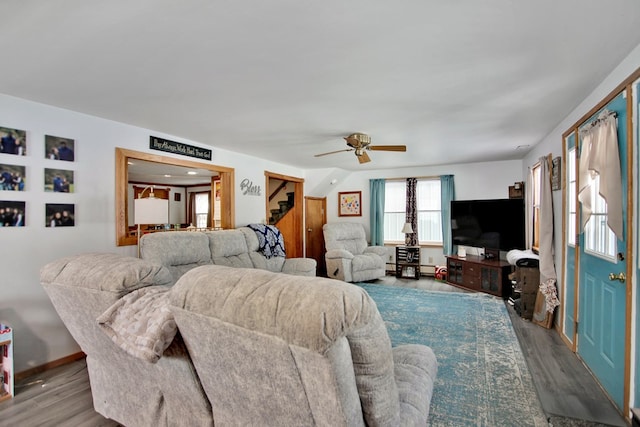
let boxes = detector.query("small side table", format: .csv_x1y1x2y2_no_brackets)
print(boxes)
396,246,420,280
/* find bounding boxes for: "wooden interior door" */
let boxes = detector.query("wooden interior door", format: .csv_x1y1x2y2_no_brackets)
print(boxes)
305,197,326,276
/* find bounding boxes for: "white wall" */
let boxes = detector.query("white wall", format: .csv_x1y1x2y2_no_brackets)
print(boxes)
305,159,524,267
0,93,304,372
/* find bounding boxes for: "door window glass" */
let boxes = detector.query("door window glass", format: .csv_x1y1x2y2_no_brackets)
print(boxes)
583,174,616,260
568,147,576,246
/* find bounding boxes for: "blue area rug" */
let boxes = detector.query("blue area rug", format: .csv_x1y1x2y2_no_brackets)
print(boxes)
358,283,548,427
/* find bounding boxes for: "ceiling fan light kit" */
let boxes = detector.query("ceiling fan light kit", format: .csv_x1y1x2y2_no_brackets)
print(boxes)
345,132,371,147
314,132,407,164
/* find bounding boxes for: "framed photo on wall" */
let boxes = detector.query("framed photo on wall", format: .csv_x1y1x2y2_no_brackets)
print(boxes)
338,191,362,217
0,164,26,191
45,135,75,161
46,203,75,227
0,127,27,156
0,200,25,226
0,127,26,156
44,168,74,193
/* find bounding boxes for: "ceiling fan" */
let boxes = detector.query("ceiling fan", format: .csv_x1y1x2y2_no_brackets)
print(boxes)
314,132,407,164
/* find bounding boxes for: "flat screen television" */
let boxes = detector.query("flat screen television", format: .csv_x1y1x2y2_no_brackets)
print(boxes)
451,198,525,252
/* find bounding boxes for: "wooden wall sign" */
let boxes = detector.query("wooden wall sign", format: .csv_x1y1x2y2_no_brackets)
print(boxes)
149,136,212,160
240,178,262,196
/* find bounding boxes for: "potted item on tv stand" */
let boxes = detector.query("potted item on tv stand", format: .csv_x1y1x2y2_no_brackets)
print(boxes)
484,248,499,260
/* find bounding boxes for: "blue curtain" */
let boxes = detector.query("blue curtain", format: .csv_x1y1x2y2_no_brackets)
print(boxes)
440,175,455,255
369,179,385,245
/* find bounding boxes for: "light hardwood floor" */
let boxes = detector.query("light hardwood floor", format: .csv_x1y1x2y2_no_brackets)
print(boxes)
507,305,628,427
0,358,119,426
0,276,630,426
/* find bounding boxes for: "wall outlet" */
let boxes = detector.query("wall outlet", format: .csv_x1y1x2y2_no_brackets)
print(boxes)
428,256,433,264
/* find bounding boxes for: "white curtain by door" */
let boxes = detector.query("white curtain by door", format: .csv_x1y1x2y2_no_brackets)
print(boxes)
577,111,622,239
538,156,559,313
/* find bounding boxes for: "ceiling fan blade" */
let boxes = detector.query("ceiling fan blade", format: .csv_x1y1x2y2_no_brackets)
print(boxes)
368,145,407,152
357,151,371,164
314,148,354,157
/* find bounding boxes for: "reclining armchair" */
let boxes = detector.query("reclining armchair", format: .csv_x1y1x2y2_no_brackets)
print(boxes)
323,222,388,282
170,264,438,426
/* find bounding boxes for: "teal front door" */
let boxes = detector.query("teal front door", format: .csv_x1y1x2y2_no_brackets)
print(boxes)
577,91,628,410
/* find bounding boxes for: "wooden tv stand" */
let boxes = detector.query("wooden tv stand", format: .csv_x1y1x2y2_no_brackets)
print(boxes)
446,255,512,298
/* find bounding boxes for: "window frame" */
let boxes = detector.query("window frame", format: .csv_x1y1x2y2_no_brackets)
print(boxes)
194,191,210,228
531,162,541,252
383,178,443,246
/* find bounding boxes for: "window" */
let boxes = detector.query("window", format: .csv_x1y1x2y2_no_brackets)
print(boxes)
567,147,576,246
384,181,406,242
531,163,541,250
583,174,616,260
195,192,209,228
383,179,442,244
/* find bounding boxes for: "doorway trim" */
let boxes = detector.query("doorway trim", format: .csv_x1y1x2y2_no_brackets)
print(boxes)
560,66,640,416
265,171,304,257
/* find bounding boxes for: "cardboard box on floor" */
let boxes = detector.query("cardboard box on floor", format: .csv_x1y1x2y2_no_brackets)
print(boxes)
532,289,554,329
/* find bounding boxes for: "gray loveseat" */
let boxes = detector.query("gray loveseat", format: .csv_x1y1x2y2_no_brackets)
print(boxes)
40,237,437,426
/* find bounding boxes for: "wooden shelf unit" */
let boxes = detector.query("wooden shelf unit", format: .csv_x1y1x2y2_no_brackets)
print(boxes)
396,246,420,280
446,255,511,298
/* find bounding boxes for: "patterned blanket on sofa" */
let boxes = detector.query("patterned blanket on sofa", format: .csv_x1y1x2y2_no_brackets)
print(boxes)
247,224,286,259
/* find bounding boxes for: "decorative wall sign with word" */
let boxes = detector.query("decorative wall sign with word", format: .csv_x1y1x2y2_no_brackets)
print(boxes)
240,178,262,196
149,136,212,160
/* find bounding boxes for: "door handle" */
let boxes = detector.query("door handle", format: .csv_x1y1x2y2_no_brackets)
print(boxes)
307,228,312,232
608,272,626,283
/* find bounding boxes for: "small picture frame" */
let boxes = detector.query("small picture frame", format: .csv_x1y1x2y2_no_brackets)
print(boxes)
0,127,27,156
0,200,25,226
45,135,75,162
551,157,561,191
46,203,75,227
44,168,74,193
0,164,26,191
338,191,362,217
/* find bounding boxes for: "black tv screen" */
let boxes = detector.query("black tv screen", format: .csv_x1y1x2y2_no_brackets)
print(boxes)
451,198,525,252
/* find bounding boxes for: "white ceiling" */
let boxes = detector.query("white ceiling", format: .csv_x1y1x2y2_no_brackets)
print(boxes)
128,159,216,186
2,1,640,171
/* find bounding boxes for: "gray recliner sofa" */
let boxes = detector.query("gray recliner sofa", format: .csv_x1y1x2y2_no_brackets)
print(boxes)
171,264,438,426
323,222,388,282
139,227,316,281
40,253,214,427
41,252,437,426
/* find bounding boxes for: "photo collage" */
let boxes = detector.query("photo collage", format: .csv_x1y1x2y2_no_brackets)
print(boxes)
1,127,76,227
